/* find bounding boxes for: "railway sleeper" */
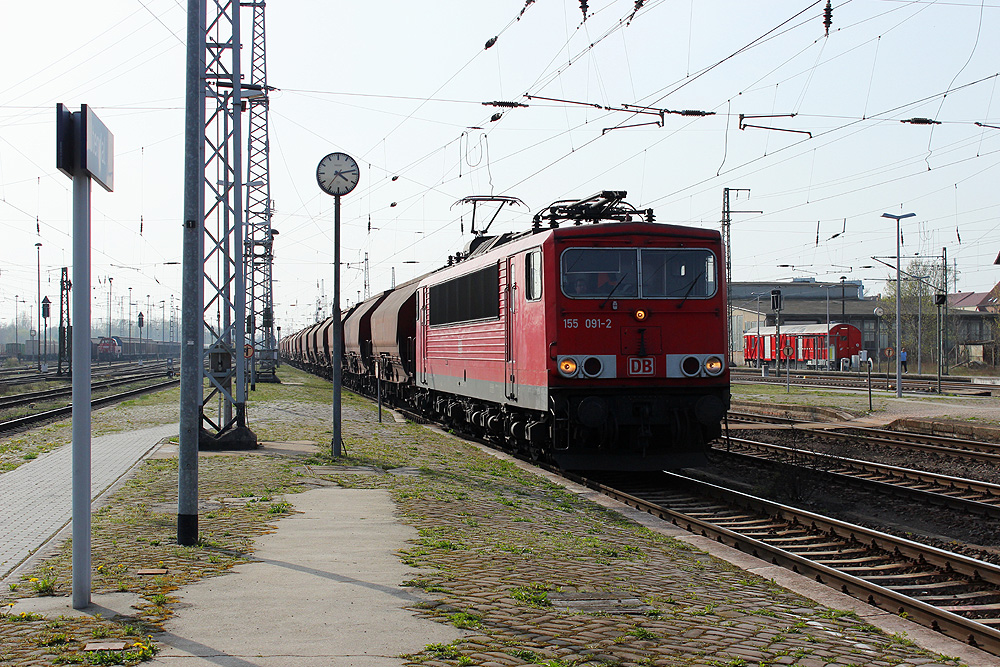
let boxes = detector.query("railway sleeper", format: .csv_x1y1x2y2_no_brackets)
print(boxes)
911,590,1000,607
866,571,952,585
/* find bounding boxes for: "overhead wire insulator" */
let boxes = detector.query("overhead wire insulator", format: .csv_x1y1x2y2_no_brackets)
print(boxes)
823,0,833,37
490,113,503,122
484,36,498,50
579,0,588,21
901,117,941,125
483,100,528,108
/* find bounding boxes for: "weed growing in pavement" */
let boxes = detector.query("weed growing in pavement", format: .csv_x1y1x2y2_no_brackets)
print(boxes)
2,610,45,622
510,583,551,607
507,648,539,661
403,578,448,594
29,572,57,596
625,627,657,641
267,501,291,514
421,641,462,659
447,612,482,629
84,637,158,665
37,632,68,647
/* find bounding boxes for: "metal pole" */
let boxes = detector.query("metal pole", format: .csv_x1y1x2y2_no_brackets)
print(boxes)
178,0,204,547
36,242,41,372
917,281,922,373
882,212,914,396
895,218,902,396
71,166,92,609
14,295,18,352
937,303,943,393
332,194,342,458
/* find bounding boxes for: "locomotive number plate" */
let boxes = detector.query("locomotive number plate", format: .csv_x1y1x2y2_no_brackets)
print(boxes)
562,318,612,329
627,357,655,376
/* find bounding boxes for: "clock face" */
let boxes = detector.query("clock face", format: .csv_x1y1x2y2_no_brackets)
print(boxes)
316,152,360,196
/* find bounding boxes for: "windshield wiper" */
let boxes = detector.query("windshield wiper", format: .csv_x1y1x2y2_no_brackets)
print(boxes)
599,273,629,310
675,271,705,309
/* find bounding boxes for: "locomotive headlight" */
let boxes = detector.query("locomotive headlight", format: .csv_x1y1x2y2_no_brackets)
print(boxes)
634,309,647,321
558,357,579,377
704,356,725,376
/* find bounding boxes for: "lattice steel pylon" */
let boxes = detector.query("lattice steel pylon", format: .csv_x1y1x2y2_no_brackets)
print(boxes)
243,0,277,387
182,0,256,452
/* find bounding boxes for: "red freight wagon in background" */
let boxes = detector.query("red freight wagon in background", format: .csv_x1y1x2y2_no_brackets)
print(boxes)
744,323,862,370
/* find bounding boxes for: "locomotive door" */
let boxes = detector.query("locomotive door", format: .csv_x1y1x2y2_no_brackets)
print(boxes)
418,287,428,385
504,257,517,400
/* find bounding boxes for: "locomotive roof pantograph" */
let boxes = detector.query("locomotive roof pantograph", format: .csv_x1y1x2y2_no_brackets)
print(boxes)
532,191,654,228
451,195,527,237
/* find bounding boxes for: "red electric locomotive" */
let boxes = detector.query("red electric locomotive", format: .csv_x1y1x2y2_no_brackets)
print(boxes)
283,191,730,471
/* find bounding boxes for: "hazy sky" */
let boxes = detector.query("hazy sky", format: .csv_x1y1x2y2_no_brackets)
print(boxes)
3,0,1000,334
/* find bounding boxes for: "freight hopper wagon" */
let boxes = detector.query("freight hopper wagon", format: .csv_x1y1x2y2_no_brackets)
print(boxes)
284,191,731,471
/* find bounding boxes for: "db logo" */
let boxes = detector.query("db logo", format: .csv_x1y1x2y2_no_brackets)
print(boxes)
628,357,655,376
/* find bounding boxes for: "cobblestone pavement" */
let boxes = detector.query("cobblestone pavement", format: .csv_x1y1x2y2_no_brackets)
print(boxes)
1,369,994,665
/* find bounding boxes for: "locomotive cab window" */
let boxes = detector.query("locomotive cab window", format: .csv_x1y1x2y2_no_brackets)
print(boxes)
561,248,638,298
640,249,717,298
561,247,716,299
525,249,542,301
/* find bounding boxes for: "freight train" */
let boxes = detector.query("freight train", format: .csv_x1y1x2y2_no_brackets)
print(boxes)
281,191,730,471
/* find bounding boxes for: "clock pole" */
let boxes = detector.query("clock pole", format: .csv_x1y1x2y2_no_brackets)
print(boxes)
332,193,342,458
316,151,358,459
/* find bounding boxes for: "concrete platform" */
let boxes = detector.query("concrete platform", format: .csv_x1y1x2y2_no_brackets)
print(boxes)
149,488,460,666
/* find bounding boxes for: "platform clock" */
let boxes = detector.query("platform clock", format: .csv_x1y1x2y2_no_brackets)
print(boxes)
316,152,360,196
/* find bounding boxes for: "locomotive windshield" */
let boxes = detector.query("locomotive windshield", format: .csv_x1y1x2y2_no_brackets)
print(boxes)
561,248,716,299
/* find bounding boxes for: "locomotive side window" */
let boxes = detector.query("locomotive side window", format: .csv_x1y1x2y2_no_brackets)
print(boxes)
561,248,638,298
640,249,717,299
429,263,500,326
525,250,542,301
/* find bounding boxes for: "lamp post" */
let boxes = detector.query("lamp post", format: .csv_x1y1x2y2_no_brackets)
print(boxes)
840,276,846,320
874,306,884,376
882,212,915,398
107,277,113,340
14,294,18,354
128,287,133,357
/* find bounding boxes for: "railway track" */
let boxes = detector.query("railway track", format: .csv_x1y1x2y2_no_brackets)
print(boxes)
0,370,174,412
715,435,1000,519
729,410,1000,463
731,368,989,395
577,470,1000,654
0,377,178,434
0,360,171,389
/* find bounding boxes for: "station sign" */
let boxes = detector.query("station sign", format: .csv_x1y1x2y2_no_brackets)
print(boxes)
56,103,114,192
